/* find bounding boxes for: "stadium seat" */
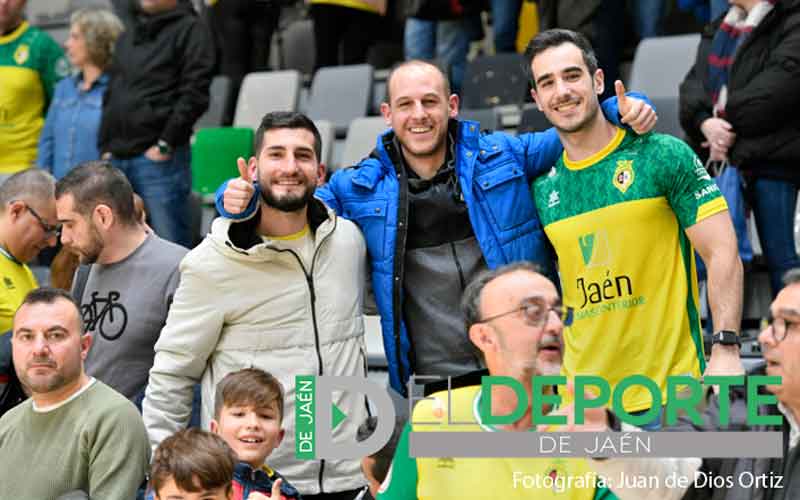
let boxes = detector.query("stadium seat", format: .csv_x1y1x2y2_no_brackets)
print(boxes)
628,34,701,99
313,120,334,168
195,75,231,129
458,107,502,131
340,117,388,169
518,104,551,134
650,96,684,139
461,53,529,109
233,70,301,129
280,19,315,75
307,64,374,138
191,127,254,200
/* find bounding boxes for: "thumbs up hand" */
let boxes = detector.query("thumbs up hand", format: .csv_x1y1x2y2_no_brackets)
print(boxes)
223,156,257,215
616,80,658,135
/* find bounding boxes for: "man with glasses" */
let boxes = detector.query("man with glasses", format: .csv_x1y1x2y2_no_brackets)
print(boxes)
377,261,697,499
661,268,800,500
0,169,58,409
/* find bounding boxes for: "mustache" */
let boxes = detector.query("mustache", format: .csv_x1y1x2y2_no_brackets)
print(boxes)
27,357,56,368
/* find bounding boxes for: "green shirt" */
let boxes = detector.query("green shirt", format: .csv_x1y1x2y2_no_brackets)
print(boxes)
0,21,68,173
0,379,150,500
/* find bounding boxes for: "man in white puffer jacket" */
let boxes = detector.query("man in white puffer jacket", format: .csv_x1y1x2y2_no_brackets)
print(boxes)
143,111,369,499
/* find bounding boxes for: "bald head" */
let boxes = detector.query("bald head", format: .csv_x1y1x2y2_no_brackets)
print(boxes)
385,60,451,105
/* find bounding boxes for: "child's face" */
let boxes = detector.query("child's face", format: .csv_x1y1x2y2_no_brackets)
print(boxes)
156,476,231,500
211,401,285,468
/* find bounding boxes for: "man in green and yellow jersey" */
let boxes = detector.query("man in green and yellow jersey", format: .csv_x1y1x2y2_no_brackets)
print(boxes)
0,169,58,397
527,29,744,423
377,263,698,500
0,0,69,176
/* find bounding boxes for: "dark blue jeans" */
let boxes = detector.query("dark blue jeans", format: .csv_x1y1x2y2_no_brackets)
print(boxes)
111,145,192,248
748,177,800,297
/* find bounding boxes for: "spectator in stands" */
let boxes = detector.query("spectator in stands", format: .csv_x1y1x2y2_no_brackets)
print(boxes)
206,0,280,126
0,169,58,408
633,0,665,39
311,0,383,69
209,369,301,500
144,112,369,499
528,28,742,427
99,0,215,247
55,161,187,407
679,0,800,298
375,262,697,499
36,8,123,180
0,0,69,179
217,60,656,398
671,267,800,499
0,287,149,499
149,428,239,500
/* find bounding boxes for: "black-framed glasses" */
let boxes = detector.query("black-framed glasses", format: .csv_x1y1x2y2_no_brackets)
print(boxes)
765,316,797,344
479,297,574,328
23,204,61,238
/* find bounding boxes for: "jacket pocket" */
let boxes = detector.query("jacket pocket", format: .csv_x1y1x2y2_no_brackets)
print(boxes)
474,166,537,232
347,199,389,259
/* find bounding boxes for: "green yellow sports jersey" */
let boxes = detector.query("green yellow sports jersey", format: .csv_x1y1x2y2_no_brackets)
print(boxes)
377,386,616,500
532,128,727,412
0,249,38,334
0,22,68,173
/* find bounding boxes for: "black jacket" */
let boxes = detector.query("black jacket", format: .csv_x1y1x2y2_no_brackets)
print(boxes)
99,2,215,157
679,0,800,184
673,364,799,500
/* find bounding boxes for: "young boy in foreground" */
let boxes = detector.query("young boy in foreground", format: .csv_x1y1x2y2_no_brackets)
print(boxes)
211,369,300,500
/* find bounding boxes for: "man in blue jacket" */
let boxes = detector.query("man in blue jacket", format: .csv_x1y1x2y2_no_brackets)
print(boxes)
217,60,656,396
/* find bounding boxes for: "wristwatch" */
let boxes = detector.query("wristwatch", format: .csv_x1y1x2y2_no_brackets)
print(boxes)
711,330,741,346
157,139,172,155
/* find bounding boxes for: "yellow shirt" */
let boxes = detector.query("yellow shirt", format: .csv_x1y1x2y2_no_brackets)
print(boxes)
0,248,38,334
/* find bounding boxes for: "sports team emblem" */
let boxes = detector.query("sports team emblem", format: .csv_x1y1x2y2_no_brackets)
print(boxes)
13,44,30,65
613,160,635,193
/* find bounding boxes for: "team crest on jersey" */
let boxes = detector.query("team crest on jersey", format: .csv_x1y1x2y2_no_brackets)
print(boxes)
613,160,635,193
13,44,30,65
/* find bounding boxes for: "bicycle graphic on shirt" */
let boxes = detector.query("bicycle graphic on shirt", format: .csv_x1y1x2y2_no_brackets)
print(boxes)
81,291,128,341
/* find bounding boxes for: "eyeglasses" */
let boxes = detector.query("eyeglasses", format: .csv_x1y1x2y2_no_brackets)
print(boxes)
765,316,797,344
479,297,574,328
24,204,61,238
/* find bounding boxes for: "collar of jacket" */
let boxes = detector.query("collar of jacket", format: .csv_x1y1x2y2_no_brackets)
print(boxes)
232,462,300,498
351,118,480,190
224,196,332,252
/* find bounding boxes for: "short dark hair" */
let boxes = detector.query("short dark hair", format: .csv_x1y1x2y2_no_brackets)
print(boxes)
15,287,83,334
254,111,322,160
525,29,599,89
55,161,137,226
357,416,406,484
385,59,451,104
150,428,237,495
214,368,285,423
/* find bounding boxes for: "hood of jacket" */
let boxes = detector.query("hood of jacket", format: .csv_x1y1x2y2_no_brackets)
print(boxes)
207,196,337,260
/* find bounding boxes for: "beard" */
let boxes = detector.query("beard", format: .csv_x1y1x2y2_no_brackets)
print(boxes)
18,356,77,395
71,224,104,264
259,181,316,213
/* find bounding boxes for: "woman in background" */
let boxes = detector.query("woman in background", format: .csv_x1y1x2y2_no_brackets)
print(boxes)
37,8,123,179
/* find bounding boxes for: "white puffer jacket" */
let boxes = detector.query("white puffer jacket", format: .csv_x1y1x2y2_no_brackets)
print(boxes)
143,200,369,495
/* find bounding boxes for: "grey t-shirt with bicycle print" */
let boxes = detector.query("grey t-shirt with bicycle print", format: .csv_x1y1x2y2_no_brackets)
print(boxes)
75,234,187,401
